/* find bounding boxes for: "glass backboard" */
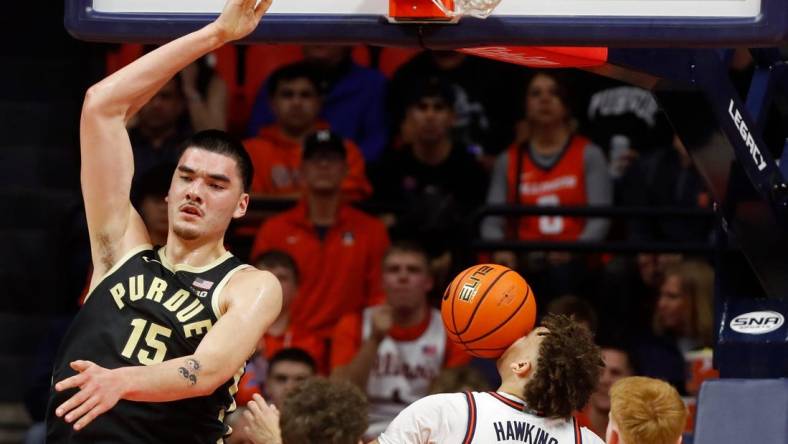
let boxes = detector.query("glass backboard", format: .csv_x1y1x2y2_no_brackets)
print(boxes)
66,0,787,47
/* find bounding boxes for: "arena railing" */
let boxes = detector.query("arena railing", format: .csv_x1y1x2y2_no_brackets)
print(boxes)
238,197,721,255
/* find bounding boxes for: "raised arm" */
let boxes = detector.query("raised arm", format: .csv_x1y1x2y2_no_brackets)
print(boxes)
81,0,270,278
54,269,282,430
331,306,392,389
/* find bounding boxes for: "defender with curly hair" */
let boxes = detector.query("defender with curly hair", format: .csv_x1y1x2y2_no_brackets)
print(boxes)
374,314,605,443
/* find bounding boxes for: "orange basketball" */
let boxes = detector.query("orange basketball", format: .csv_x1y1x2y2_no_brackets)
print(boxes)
441,264,537,358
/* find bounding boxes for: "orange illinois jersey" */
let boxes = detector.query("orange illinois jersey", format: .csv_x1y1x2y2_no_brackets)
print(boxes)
506,135,589,241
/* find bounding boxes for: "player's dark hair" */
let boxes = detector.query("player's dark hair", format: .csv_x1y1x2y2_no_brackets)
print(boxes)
523,314,603,419
255,250,300,283
267,62,323,98
177,129,254,192
280,377,368,444
268,348,317,374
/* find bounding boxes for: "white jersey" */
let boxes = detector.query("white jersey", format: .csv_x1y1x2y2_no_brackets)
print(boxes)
378,391,604,444
363,307,447,438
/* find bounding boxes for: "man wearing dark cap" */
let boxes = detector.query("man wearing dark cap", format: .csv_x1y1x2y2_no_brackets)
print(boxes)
371,77,488,275
251,130,390,370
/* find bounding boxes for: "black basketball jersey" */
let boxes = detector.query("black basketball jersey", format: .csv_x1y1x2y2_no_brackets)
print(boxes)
46,245,250,444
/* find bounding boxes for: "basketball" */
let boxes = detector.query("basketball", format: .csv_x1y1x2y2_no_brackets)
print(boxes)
441,264,537,358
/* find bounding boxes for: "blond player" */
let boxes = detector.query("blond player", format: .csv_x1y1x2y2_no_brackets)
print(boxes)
606,376,688,444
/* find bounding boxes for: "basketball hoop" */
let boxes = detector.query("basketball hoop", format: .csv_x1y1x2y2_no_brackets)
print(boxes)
430,0,501,18
388,0,500,22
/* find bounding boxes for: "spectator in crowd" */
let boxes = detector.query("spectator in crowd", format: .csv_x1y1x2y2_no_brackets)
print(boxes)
128,76,191,177
251,130,390,370
578,345,637,438
180,54,229,131
254,250,326,371
247,46,388,162
331,242,470,438
625,258,709,397
618,134,714,243
546,294,599,335
607,376,688,444
577,72,673,160
482,71,612,303
596,253,683,341
264,348,318,410
653,258,718,401
655,259,715,353
371,77,488,274
233,250,329,408
225,407,256,444
130,162,175,246
138,46,228,132
241,378,368,444
234,347,317,412
388,50,524,159
243,63,371,200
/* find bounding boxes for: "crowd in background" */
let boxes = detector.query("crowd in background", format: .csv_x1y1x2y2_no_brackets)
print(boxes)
23,43,733,443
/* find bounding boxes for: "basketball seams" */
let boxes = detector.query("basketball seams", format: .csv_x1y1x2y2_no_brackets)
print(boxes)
457,269,512,335
462,285,532,346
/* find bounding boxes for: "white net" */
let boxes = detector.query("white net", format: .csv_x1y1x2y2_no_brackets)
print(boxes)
430,0,502,18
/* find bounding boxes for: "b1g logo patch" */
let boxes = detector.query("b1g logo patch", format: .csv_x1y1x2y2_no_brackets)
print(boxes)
459,265,495,303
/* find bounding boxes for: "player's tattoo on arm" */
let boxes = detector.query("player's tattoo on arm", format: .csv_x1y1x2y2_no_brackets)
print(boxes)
178,358,201,386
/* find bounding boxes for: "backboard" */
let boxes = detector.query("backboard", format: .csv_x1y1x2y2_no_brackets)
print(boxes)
66,0,788,47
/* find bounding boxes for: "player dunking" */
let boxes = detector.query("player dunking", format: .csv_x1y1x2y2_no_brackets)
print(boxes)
374,315,605,444
45,1,281,442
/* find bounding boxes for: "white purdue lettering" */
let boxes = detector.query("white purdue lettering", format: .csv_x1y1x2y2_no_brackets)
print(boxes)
183,319,213,338
145,277,168,302
163,289,190,311
129,274,144,301
728,99,767,171
176,299,205,322
110,283,125,309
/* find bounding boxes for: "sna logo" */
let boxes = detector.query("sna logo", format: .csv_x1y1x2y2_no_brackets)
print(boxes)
730,311,785,335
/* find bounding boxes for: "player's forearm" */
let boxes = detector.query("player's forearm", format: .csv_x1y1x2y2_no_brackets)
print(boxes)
83,23,226,122
117,353,233,402
331,338,382,389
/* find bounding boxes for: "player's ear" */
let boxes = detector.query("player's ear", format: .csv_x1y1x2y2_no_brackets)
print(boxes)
233,192,249,219
510,360,532,377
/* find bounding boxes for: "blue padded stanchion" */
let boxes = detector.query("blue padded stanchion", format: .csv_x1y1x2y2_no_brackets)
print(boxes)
694,379,788,444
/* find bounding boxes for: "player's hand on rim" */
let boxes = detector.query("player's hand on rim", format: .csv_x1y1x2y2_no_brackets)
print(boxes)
54,360,126,431
213,0,273,43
